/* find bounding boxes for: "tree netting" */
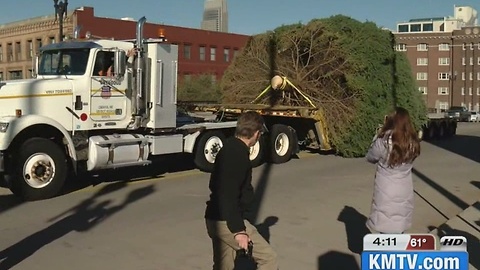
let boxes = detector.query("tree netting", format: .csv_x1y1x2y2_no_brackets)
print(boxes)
220,15,427,157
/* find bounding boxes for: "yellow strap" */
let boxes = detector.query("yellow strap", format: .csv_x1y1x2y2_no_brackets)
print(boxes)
251,76,316,109
284,78,317,108
251,84,272,104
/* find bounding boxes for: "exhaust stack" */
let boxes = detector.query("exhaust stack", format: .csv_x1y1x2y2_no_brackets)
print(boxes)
129,16,147,129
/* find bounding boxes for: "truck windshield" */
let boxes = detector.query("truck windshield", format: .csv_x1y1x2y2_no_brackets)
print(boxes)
38,48,90,76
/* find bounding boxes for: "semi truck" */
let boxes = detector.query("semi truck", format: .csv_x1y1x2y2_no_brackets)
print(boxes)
0,17,457,201
0,17,297,201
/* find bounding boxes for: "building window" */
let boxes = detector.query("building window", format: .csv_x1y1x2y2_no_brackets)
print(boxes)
462,57,466,65
28,40,33,59
468,102,472,111
438,73,449,80
470,43,474,50
7,43,13,62
423,23,433,31
470,72,473,80
0,45,2,62
417,43,428,51
9,70,22,80
439,102,449,111
478,57,480,65
15,42,21,61
462,72,465,80
0,72,3,81
438,43,450,51
411,24,421,32
470,57,474,65
462,43,466,50
469,87,473,96
223,48,229,62
477,87,480,95
36,38,42,54
183,44,191,60
418,87,427,95
211,74,216,83
49,36,55,44
233,49,239,58
396,44,406,51
438,58,449,65
462,87,465,95
199,46,206,61
210,47,216,61
417,58,428,65
416,72,427,80
438,87,448,95
476,103,480,112
477,72,480,80
398,25,409,32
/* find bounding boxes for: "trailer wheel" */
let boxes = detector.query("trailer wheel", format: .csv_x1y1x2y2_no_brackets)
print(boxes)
193,131,226,172
437,124,446,138
447,122,457,137
10,138,67,201
427,124,436,140
249,136,266,167
269,124,295,164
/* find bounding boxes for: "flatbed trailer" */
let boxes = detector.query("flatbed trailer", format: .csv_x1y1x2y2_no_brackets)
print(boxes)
182,103,458,166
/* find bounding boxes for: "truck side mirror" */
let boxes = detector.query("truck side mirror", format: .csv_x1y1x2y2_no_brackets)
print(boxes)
114,50,126,78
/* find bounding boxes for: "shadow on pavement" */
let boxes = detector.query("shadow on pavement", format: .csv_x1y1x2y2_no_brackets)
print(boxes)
317,250,360,270
413,168,469,211
426,134,480,163
0,194,24,215
429,224,480,269
0,182,154,269
61,153,196,195
471,181,480,190
255,216,279,244
337,206,371,254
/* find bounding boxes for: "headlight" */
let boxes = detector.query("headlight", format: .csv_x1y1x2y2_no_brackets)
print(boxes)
0,122,9,132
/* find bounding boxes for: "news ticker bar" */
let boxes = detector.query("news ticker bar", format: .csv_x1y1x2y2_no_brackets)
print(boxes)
363,234,467,251
361,251,469,270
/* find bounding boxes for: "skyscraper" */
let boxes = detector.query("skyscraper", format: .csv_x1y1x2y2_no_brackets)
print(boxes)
201,0,228,32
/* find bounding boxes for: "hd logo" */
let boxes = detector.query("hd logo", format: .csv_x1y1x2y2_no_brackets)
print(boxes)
440,236,467,251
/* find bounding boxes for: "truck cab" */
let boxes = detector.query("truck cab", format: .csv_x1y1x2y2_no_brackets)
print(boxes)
0,17,189,200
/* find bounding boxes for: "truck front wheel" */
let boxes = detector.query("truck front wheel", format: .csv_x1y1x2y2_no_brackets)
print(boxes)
10,138,67,201
193,131,226,172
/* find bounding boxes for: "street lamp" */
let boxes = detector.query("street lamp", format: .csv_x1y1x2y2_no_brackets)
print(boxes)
53,0,68,41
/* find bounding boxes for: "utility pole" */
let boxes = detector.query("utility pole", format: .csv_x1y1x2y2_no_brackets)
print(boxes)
53,0,68,41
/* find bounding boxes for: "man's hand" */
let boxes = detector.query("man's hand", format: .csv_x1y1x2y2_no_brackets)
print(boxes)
127,48,138,58
234,232,250,250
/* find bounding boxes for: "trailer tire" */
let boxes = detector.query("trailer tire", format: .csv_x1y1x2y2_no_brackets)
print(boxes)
249,136,266,168
437,123,446,138
269,124,295,164
193,130,226,172
10,138,67,201
427,124,436,140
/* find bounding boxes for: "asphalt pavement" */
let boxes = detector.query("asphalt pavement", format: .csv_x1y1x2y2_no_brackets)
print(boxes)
0,123,479,270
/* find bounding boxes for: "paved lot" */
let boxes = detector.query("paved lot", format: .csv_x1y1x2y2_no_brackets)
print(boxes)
1,123,480,269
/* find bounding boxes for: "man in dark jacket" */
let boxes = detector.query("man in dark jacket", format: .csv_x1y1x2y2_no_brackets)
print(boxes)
205,111,278,270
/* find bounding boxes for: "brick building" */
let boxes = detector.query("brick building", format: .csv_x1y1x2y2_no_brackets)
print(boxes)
0,6,250,82
393,5,480,112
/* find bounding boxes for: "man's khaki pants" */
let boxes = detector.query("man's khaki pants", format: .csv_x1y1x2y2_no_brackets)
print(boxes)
205,219,278,270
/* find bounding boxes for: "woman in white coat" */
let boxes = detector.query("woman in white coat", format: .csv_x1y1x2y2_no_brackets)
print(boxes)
365,107,421,234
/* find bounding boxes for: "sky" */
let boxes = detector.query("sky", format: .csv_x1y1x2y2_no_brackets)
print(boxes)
0,0,479,35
